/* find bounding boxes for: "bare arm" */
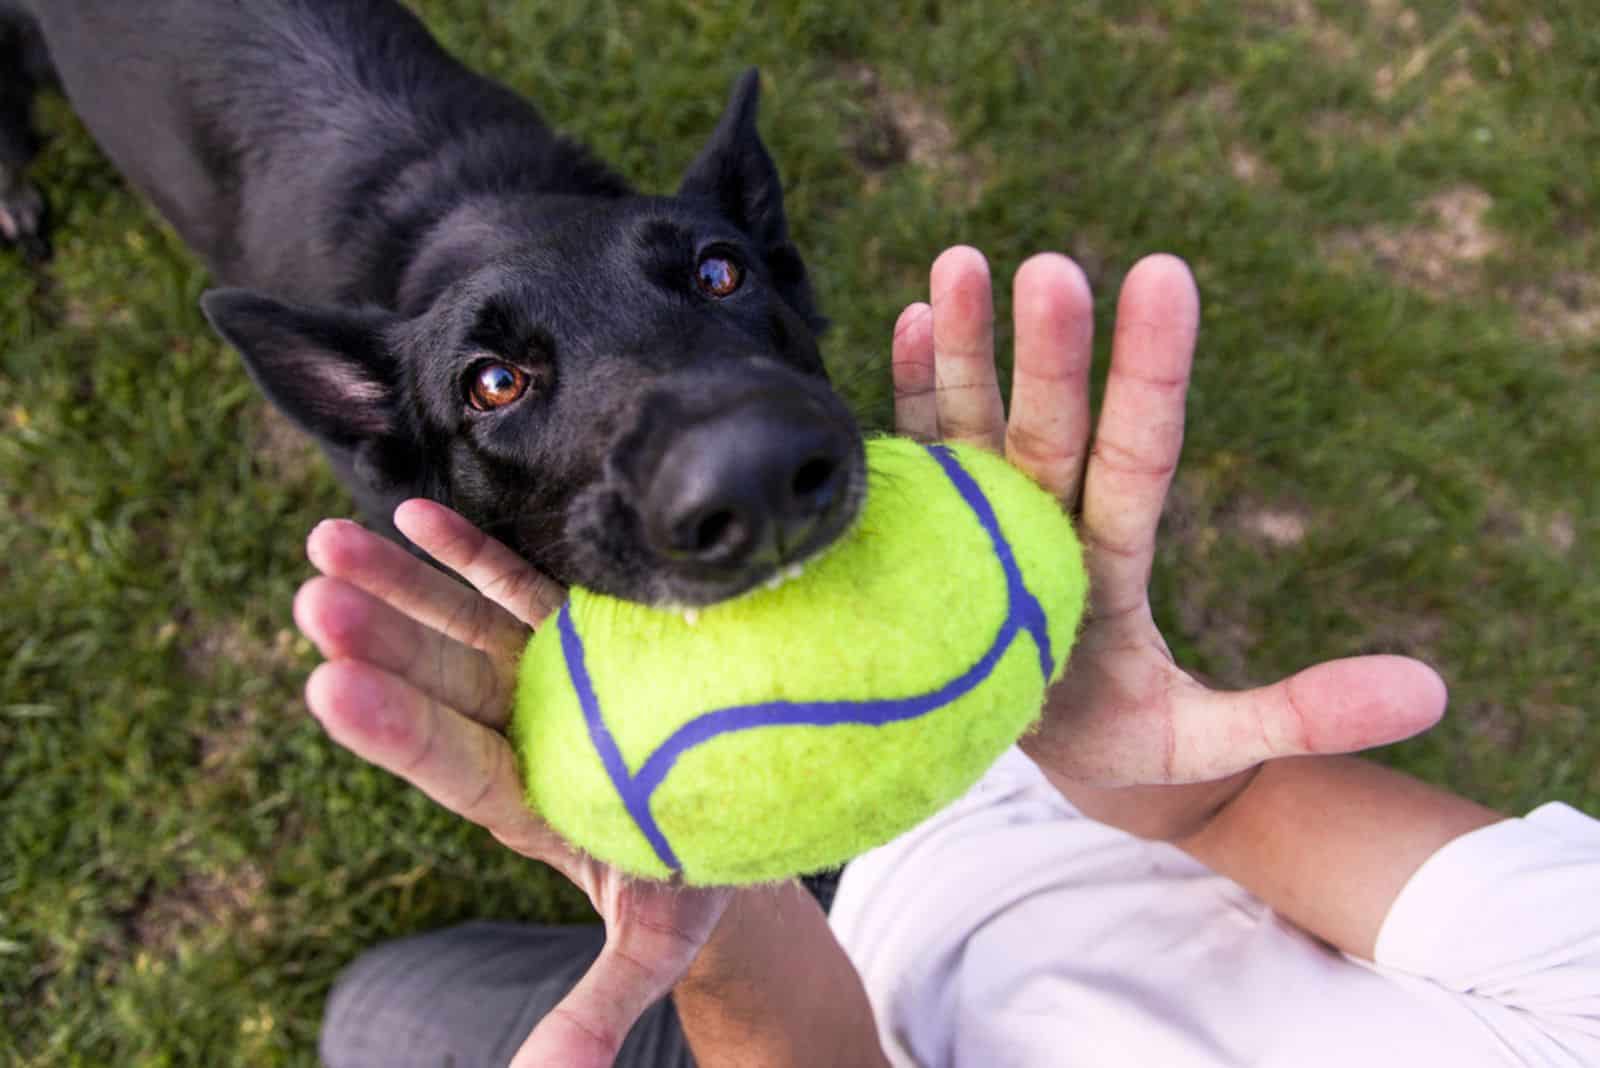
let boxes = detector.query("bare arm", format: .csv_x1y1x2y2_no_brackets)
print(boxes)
1170,756,1501,960
674,883,891,1068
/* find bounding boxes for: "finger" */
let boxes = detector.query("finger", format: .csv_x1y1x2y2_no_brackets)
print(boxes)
294,576,514,728
930,246,1005,452
1006,253,1095,504
1080,254,1198,617
509,928,699,1068
892,302,938,441
305,661,567,858
393,499,567,629
306,518,528,660
1173,656,1448,783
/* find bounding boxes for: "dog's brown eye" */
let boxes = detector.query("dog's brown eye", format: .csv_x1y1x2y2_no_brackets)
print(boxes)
467,361,530,411
695,255,742,298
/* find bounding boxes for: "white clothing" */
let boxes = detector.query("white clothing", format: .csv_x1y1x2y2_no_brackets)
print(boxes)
829,748,1600,1067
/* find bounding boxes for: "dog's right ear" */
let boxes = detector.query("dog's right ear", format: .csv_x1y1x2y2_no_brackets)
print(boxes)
201,289,402,448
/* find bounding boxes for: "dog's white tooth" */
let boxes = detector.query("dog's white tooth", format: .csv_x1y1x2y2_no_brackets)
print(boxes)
785,563,804,582
683,608,699,626
765,571,784,590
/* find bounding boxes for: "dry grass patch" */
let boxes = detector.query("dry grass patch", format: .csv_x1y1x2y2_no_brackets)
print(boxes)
1516,268,1600,344
184,620,307,682
132,863,270,958
1238,506,1309,548
1479,480,1586,560
183,622,311,776
1108,10,1170,45
1245,0,1361,64
1305,108,1394,147
842,64,993,207
1228,145,1278,187
1325,186,1498,297
252,402,322,483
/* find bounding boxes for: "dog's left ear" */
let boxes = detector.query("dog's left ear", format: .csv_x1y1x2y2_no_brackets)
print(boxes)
679,68,826,334
679,69,788,246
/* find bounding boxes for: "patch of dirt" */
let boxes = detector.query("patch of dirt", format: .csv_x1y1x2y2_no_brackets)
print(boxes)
1238,506,1309,548
252,402,321,482
1305,109,1393,145
1355,607,1446,662
1066,224,1114,290
1528,18,1554,52
1161,85,1239,140
1479,483,1582,559
132,863,270,957
1163,473,1257,688
1109,10,1170,44
182,623,310,776
1516,269,1600,343
198,703,263,777
843,64,993,207
63,295,135,330
1324,186,1499,298
1321,174,1592,346
1248,0,1360,63
184,620,306,681
1544,513,1577,555
1373,13,1499,102
1157,86,1260,186
1220,490,1314,550
1464,691,1582,752
1228,146,1278,187
1461,699,1521,749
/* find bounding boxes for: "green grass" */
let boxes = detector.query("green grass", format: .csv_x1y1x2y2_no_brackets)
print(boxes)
3,0,1596,1062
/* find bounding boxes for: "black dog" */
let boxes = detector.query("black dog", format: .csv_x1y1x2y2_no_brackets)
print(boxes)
1,0,864,606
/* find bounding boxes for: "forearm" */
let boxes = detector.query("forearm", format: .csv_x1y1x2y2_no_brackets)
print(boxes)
674,881,890,1068
1172,755,1502,960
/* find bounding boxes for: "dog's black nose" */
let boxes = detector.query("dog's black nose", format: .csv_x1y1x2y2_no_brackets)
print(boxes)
644,403,851,575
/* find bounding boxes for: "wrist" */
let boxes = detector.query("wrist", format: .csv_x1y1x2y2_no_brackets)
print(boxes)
673,883,890,1068
675,884,795,997
1035,761,1263,843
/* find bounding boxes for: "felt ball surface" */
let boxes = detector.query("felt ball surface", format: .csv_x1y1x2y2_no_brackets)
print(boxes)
512,437,1087,885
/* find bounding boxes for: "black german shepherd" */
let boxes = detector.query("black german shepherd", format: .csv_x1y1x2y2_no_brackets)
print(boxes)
0,0,864,607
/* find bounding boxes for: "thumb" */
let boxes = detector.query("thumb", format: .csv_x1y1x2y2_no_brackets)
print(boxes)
1175,655,1447,783
507,938,680,1068
507,887,724,1068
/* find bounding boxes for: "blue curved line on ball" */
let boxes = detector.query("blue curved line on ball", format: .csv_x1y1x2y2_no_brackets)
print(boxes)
562,443,1055,874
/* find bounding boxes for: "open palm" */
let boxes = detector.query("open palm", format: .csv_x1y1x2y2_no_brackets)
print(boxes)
891,248,1444,820
294,506,730,1068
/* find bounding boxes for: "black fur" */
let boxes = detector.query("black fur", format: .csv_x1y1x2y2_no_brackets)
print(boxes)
0,0,51,260
5,0,862,605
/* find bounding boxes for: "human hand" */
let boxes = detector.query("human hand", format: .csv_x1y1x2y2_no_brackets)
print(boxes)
892,247,1446,834
294,508,732,1068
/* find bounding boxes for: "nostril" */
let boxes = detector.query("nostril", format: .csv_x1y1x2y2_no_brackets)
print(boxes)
791,455,839,506
691,508,739,555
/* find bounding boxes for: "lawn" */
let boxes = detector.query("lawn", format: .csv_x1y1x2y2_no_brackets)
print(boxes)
2,0,1596,1063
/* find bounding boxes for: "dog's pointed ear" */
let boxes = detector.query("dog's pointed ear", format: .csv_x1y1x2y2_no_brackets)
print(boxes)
201,288,402,448
678,68,827,335
678,68,790,247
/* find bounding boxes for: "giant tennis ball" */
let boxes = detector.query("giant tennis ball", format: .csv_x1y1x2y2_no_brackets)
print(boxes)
512,437,1087,885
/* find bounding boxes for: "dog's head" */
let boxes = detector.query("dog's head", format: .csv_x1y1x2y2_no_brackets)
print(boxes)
203,71,863,606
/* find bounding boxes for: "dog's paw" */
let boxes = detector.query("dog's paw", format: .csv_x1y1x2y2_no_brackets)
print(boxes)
0,176,50,263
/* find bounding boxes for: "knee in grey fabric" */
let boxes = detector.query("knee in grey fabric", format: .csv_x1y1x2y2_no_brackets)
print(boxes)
320,922,695,1068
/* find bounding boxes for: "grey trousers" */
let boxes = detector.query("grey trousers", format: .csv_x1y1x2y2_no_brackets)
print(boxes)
319,922,696,1068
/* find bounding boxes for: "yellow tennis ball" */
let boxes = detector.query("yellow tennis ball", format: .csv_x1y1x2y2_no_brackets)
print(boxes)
512,437,1087,885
